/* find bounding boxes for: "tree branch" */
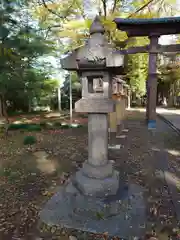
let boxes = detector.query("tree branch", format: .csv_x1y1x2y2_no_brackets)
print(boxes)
101,0,107,18
41,0,75,19
127,0,155,18
112,0,117,13
112,0,121,13
42,0,64,18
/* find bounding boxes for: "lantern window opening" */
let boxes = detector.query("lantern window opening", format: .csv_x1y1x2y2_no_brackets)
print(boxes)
87,75,104,93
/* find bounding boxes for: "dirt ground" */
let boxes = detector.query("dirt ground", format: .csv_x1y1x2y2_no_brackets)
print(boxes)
0,110,180,240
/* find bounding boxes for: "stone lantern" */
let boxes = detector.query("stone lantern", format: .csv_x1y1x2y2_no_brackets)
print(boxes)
40,16,146,239
73,16,124,197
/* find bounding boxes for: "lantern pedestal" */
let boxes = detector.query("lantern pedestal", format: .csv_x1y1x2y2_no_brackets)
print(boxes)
74,168,119,197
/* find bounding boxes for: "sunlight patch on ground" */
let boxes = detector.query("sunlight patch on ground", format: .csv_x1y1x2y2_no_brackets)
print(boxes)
166,149,180,157
155,170,180,189
116,135,126,139
45,112,61,118
33,151,57,174
164,171,180,191
151,147,160,152
128,108,146,112
108,144,122,149
13,121,23,124
156,108,180,115
122,129,129,132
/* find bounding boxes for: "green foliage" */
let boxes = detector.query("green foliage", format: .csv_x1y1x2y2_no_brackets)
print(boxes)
27,124,41,131
60,123,70,129
45,122,55,129
61,72,81,109
8,123,41,131
0,0,58,115
95,211,105,220
8,123,29,130
53,122,62,127
23,135,37,145
29,0,179,103
39,121,47,127
126,38,149,97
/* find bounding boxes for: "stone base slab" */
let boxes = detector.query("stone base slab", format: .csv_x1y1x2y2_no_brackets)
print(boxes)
40,182,146,239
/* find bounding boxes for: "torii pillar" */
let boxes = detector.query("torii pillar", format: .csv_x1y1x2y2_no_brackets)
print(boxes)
146,35,159,129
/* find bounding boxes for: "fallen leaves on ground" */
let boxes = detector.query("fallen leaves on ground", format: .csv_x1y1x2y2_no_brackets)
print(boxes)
0,111,179,239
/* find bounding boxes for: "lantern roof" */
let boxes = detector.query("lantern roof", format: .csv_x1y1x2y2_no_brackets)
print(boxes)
61,16,124,73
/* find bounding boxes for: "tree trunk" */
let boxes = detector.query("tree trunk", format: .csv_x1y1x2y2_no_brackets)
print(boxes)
28,102,31,113
0,95,3,117
1,94,9,138
168,84,174,107
58,87,61,111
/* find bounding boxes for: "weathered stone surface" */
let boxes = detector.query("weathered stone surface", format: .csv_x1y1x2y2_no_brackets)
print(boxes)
61,50,78,70
109,112,117,133
73,169,119,197
82,161,113,179
88,114,108,166
40,183,146,239
106,49,124,68
75,98,115,113
89,16,105,34
116,100,122,125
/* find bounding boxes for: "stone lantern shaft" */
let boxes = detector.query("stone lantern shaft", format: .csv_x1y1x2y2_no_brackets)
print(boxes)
88,113,108,166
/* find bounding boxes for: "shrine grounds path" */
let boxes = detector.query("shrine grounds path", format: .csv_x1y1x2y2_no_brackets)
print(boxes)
0,109,180,239
113,109,180,239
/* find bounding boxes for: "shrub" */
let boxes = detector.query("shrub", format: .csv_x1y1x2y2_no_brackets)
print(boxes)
8,123,29,130
53,122,62,127
60,123,70,129
23,135,37,145
39,121,47,128
27,124,41,131
45,122,55,129
8,123,41,131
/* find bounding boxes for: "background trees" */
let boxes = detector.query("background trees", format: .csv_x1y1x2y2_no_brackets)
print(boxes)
0,0,58,116
31,0,178,107
0,0,179,114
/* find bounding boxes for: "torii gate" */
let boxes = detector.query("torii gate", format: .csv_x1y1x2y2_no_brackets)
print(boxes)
114,16,180,129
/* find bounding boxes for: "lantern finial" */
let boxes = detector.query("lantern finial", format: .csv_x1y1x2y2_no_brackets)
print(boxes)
90,15,105,35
